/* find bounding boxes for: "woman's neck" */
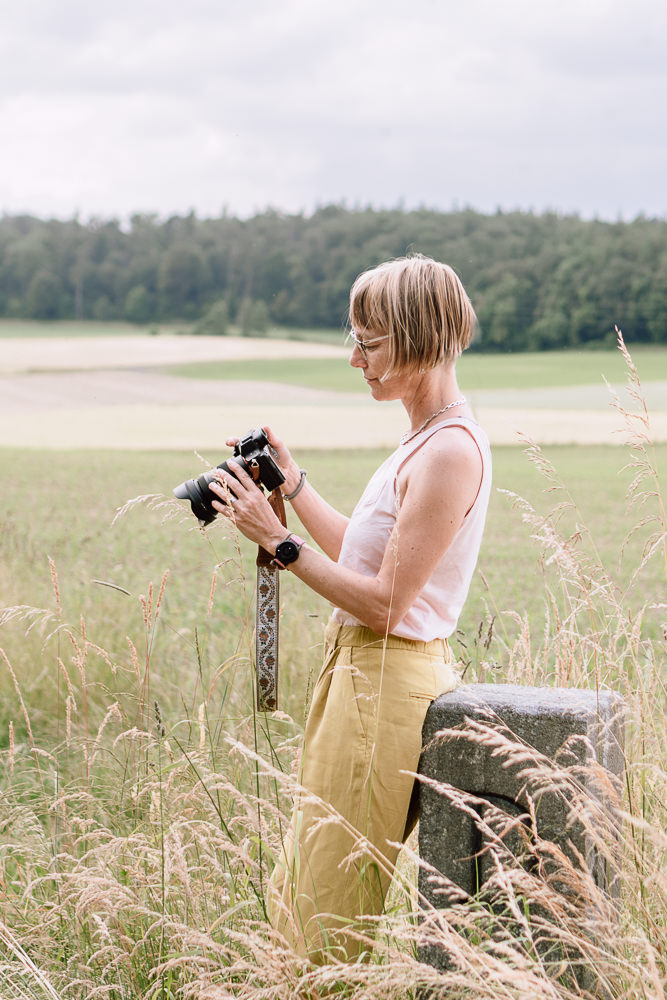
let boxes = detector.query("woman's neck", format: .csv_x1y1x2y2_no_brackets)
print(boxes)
402,366,465,434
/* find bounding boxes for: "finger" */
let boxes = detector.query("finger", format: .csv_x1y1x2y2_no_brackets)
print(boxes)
262,425,283,450
222,496,235,510
211,497,234,516
225,436,240,447
209,476,239,501
262,425,288,463
225,458,256,488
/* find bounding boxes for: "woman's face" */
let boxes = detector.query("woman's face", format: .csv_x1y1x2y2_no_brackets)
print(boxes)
349,327,411,400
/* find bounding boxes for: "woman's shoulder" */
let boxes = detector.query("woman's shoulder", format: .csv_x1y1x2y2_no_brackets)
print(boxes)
406,417,488,462
417,420,483,470
396,416,489,496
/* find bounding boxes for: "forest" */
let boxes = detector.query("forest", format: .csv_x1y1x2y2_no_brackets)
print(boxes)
1,205,666,351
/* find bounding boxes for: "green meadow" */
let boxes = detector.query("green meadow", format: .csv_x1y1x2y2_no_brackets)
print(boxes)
0,319,177,338
0,318,343,343
1,441,664,737
163,344,667,391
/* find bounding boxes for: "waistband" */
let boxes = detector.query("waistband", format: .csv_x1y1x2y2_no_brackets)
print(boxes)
324,619,450,658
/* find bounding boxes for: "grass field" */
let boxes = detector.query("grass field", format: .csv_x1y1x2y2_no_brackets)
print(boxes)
1,442,664,715
162,345,667,392
1,431,665,995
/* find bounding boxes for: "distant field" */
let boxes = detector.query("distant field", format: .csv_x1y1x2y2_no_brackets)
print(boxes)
162,356,360,392
2,331,666,448
162,345,667,392
3,319,665,391
0,319,188,338
0,319,343,343
459,344,667,388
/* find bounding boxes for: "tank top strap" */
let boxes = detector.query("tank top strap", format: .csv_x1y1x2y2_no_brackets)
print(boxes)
396,416,490,473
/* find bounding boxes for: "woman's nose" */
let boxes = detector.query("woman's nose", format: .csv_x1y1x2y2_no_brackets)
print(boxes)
349,343,366,368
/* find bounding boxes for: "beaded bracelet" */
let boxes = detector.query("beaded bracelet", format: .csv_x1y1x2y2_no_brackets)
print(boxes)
282,469,307,501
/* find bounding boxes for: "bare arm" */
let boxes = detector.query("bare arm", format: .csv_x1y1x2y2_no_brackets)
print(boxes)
261,425,349,560
284,480,349,561
211,428,482,635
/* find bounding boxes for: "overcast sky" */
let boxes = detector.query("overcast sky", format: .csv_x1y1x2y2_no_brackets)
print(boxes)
1,0,666,223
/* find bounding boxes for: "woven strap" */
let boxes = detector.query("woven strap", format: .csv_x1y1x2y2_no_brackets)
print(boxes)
256,489,287,566
254,489,287,711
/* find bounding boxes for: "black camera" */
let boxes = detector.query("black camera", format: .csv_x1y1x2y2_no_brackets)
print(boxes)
173,427,285,525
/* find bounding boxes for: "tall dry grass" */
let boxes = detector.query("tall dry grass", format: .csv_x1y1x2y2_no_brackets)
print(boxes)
0,333,665,998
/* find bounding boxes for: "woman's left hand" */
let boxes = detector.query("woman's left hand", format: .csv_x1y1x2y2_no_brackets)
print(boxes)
209,461,285,550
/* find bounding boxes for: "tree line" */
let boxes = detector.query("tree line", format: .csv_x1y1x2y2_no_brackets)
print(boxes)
1,206,666,350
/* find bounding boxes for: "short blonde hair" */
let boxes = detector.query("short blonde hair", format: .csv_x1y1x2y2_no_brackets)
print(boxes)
349,254,476,378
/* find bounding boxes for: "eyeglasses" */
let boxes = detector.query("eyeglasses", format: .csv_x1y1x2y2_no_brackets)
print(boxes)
348,329,389,360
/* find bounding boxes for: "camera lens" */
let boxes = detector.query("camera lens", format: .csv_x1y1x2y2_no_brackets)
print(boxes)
173,471,219,524
173,460,247,524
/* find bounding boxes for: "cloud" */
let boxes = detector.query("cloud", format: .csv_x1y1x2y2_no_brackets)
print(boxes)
0,0,665,220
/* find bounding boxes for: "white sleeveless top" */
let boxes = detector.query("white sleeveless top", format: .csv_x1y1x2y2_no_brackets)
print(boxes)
331,417,492,641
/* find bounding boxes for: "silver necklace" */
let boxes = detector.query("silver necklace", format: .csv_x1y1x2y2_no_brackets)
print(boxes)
400,397,467,445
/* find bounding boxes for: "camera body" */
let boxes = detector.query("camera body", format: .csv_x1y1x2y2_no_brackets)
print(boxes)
173,427,285,525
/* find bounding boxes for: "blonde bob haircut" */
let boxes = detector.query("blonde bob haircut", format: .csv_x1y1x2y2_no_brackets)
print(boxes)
349,254,476,380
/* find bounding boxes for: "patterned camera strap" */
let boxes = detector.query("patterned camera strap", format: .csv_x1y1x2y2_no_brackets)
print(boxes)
254,488,287,711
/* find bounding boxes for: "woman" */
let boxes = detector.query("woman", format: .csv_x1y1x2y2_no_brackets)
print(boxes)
209,254,491,962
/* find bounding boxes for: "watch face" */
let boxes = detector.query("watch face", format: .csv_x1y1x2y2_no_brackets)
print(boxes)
275,539,300,564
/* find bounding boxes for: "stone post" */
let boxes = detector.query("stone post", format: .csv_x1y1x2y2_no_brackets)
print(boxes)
417,684,625,993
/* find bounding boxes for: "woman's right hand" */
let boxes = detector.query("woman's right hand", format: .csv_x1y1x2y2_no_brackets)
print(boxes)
263,425,302,495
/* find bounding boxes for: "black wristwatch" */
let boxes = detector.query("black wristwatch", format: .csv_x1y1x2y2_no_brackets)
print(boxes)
272,533,306,570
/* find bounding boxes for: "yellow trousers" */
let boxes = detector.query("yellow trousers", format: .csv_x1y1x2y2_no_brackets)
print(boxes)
269,620,459,961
